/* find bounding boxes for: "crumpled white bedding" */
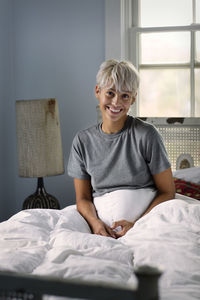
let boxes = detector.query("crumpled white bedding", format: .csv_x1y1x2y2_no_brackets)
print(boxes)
120,196,200,300
0,195,200,300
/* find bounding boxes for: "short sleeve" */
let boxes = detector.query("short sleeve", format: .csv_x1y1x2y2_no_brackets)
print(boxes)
145,127,171,175
67,134,90,179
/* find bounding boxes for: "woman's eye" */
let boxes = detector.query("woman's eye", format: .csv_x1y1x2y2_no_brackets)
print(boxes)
107,91,114,97
122,94,130,100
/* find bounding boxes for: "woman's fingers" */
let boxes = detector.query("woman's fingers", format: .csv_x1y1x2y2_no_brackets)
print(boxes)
92,219,117,238
105,225,117,238
92,217,135,239
111,220,134,237
112,220,126,229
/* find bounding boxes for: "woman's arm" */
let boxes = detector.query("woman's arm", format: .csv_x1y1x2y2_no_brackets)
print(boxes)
112,167,175,237
74,178,116,238
141,167,175,217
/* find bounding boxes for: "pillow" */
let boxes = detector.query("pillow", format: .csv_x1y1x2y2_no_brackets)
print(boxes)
173,178,200,200
93,188,157,227
173,167,200,184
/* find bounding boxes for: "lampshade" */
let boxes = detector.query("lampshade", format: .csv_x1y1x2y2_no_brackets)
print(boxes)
16,99,64,178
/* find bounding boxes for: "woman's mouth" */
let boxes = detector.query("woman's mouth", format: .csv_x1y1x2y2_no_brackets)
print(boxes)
107,106,122,114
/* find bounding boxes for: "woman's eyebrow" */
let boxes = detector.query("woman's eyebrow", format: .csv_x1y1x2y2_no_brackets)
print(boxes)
106,88,131,94
108,88,130,93
120,91,132,94
107,88,116,91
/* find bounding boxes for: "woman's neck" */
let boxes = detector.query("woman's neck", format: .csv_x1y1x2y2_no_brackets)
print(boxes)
102,116,128,134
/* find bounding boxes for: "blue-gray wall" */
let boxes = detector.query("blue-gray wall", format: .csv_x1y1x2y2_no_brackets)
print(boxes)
0,0,15,221
0,0,105,221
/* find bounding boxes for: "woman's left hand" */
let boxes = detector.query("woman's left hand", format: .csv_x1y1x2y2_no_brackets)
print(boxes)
111,220,134,238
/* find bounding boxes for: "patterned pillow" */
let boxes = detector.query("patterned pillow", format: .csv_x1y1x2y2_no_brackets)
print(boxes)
173,178,200,200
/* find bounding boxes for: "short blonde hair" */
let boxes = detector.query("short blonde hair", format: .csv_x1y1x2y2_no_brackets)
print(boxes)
96,59,139,96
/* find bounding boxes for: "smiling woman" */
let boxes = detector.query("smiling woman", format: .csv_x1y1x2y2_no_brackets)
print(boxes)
95,86,134,133
95,59,139,133
67,58,175,239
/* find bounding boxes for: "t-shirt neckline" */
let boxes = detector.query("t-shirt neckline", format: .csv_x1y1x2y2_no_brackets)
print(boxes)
98,115,133,139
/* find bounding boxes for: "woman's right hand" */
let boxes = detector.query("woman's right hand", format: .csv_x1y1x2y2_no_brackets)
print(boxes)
91,218,117,239
74,178,117,239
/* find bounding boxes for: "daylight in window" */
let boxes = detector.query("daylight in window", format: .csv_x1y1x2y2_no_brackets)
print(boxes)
135,0,200,117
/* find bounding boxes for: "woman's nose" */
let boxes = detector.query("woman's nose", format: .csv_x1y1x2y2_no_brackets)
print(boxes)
112,95,120,105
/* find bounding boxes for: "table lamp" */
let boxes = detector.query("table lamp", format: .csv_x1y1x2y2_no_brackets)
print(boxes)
16,98,64,210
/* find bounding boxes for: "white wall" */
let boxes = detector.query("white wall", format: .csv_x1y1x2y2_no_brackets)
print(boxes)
0,0,105,221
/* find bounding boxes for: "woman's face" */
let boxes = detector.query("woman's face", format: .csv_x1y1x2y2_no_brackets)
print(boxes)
95,85,135,123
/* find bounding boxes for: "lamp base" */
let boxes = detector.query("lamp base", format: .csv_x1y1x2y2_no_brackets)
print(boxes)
22,177,60,210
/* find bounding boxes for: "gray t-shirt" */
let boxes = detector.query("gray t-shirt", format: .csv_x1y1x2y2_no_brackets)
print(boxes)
67,116,171,197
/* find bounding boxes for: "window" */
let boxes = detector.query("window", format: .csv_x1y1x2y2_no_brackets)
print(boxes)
130,0,200,117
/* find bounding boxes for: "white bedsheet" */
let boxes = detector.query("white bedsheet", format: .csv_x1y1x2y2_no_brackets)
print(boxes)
0,196,200,300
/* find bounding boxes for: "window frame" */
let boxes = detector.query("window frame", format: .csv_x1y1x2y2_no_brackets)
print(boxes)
129,0,200,117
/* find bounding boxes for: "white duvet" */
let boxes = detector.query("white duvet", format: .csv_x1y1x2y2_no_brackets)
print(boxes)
0,195,200,300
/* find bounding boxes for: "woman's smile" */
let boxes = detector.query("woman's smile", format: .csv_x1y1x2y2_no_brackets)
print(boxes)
106,105,123,114
95,85,135,133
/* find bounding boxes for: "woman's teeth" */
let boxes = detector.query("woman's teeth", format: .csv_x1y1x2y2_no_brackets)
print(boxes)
108,107,121,113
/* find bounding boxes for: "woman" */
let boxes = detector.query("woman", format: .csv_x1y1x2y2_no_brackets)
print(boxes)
68,59,175,238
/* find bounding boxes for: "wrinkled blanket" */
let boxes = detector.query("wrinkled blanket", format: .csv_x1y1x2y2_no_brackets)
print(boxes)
0,196,200,300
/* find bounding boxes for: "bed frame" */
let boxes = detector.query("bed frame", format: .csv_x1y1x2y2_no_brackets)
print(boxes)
0,267,162,300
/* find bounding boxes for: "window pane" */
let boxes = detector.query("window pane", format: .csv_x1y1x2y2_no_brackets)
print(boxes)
140,0,192,27
139,69,190,117
195,69,200,117
140,32,190,64
196,31,200,61
196,0,200,23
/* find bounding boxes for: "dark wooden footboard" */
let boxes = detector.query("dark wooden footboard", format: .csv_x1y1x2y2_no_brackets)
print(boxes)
0,267,162,300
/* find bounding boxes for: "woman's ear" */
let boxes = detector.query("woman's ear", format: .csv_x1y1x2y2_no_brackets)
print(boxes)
131,97,136,105
95,85,100,99
131,92,137,105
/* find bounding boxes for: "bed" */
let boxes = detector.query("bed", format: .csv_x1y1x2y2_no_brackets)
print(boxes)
0,192,200,300
1,116,200,300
